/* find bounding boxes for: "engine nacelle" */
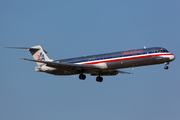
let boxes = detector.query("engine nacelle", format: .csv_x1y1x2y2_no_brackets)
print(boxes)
35,65,56,72
95,63,108,69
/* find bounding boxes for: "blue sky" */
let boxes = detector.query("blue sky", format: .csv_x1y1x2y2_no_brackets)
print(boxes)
1,0,180,120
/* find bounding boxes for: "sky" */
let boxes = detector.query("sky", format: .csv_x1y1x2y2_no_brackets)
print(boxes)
1,0,180,120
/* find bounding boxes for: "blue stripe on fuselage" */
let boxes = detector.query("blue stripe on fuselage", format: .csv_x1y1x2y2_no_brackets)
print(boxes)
54,47,168,64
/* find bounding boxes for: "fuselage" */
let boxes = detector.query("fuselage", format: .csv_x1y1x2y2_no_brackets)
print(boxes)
8,45,175,82
55,47,175,71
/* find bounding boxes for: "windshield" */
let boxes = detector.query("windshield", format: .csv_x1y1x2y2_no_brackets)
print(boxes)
158,48,168,52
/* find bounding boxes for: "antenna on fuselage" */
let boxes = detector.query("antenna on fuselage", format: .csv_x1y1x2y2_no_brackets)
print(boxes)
144,46,146,49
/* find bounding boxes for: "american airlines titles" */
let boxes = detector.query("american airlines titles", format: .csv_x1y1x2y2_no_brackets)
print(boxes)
122,50,143,55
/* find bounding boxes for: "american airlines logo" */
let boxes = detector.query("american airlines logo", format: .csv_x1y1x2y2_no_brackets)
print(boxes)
38,52,45,61
122,50,143,55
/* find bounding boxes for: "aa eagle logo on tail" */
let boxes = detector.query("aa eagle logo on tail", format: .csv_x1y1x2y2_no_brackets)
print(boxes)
38,52,45,61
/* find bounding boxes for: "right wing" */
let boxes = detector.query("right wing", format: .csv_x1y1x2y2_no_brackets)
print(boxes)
91,69,132,76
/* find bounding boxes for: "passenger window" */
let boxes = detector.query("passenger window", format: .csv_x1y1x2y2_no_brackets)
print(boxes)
149,52,152,54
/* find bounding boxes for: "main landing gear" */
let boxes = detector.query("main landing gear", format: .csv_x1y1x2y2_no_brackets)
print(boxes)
96,76,103,82
79,74,103,82
79,74,86,80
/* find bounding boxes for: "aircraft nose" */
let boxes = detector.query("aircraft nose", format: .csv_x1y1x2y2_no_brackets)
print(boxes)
169,54,175,61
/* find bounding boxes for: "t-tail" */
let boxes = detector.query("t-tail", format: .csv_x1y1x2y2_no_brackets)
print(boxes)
6,45,53,66
28,45,53,66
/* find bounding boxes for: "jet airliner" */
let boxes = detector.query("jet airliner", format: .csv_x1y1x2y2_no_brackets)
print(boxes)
7,45,175,82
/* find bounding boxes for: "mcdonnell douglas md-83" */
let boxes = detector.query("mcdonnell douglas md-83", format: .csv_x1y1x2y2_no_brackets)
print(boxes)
6,45,175,82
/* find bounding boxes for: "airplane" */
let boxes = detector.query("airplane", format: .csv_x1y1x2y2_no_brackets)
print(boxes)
6,45,175,82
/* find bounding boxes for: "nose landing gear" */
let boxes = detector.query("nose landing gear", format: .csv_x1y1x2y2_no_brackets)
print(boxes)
164,66,169,69
164,62,169,70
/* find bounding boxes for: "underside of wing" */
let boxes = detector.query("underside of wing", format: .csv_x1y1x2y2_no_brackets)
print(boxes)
116,70,133,75
91,69,132,76
22,58,133,76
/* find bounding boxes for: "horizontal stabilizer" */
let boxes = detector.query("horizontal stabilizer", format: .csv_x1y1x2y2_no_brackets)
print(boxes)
5,47,48,53
5,47,38,49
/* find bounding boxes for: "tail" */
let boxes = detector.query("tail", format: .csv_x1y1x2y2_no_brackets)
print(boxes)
6,45,53,66
29,45,53,66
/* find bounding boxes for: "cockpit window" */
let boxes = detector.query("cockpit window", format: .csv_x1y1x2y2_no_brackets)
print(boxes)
158,48,168,52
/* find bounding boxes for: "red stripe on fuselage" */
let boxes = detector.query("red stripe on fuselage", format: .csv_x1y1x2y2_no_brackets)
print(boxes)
81,53,173,65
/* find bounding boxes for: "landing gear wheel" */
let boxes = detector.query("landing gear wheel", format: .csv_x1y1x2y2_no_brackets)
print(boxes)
164,66,169,70
79,74,86,80
96,76,103,82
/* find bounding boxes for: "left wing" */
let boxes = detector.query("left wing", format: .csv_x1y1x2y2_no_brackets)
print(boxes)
21,58,99,70
22,58,132,75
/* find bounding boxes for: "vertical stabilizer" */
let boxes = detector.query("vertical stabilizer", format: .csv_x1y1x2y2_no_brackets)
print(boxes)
28,45,53,66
